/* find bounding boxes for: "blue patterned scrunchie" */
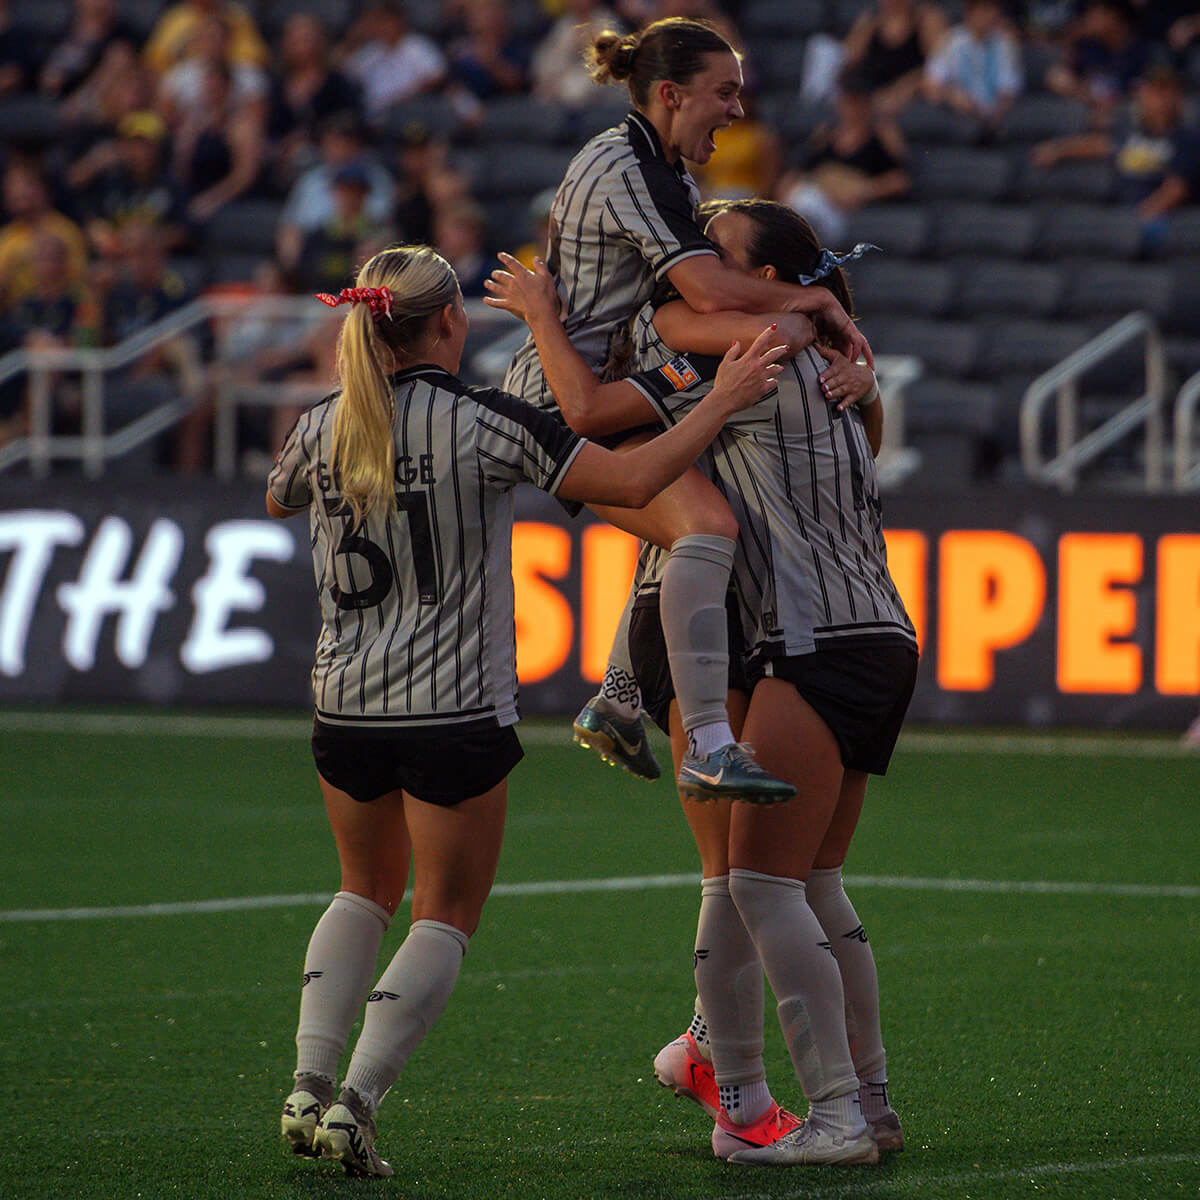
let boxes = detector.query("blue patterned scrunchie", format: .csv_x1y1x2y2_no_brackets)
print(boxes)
797,242,881,285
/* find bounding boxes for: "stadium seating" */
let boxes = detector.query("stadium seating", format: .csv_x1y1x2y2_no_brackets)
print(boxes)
930,204,1039,259
2,0,1196,485
1035,205,1146,260
955,259,1066,319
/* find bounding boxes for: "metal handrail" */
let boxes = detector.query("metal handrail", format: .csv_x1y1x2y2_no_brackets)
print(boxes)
0,293,926,480
0,296,516,477
1019,311,1168,491
1174,370,1200,490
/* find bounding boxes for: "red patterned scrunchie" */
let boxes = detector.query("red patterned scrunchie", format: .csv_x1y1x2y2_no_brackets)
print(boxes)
315,286,393,318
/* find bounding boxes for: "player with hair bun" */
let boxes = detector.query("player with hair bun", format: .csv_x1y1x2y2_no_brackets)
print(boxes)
500,17,872,802
267,243,787,1177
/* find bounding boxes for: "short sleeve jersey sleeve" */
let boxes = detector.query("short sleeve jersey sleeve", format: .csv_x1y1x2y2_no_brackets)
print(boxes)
471,387,585,494
603,158,717,279
627,336,779,432
267,404,325,510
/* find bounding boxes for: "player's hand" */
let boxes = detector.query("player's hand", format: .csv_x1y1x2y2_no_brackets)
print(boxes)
820,297,874,370
712,324,789,411
816,344,878,410
483,253,561,324
773,312,816,356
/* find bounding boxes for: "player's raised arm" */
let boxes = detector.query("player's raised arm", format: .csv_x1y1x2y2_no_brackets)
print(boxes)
485,254,659,437
557,327,788,507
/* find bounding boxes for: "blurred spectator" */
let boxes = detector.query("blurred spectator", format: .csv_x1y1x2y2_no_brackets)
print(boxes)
388,121,473,244
0,230,100,449
66,110,189,257
338,0,447,127
433,198,489,295
1033,66,1200,238
1045,0,1154,120
0,160,89,310
156,12,270,127
0,0,39,97
531,0,622,108
292,162,394,294
143,0,269,76
59,39,157,157
839,0,949,118
93,220,204,471
692,89,782,201
266,13,362,181
448,0,531,102
8,231,100,348
38,0,138,100
923,0,1023,128
95,220,192,345
170,58,267,224
777,73,911,244
276,112,395,274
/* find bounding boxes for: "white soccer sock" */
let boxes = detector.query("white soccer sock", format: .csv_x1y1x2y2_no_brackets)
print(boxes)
719,1079,773,1126
599,583,642,720
342,919,469,1112
659,535,736,740
689,720,736,758
728,869,862,1131
295,891,391,1082
805,866,888,1084
693,875,770,1123
859,1077,893,1122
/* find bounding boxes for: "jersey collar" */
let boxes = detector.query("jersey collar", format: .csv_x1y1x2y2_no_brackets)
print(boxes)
626,111,685,172
390,363,458,385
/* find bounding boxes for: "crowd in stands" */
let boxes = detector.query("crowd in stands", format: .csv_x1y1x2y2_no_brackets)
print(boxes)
0,0,1198,477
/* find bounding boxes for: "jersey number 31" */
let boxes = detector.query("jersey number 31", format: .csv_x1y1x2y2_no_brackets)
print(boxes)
324,493,439,610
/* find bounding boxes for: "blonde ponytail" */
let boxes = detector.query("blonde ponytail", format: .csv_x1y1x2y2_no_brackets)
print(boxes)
328,245,460,526
332,301,397,527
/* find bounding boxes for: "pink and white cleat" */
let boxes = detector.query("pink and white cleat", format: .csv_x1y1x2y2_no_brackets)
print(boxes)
711,1100,804,1161
652,1031,719,1119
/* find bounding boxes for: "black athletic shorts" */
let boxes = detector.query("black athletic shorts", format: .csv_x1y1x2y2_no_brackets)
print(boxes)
311,716,524,806
627,589,749,736
751,636,918,776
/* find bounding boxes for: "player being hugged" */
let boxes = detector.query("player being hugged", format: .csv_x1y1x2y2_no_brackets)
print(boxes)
487,200,915,1167
267,244,786,1178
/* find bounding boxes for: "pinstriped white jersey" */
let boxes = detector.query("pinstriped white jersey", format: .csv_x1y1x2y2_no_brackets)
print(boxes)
503,111,717,410
627,307,916,667
268,365,584,729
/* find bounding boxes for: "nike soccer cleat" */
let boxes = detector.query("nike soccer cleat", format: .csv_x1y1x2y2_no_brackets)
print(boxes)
870,1111,905,1152
652,1030,719,1118
677,743,795,804
712,1101,804,1161
572,695,661,780
726,1119,879,1166
280,1077,333,1157
313,1090,394,1178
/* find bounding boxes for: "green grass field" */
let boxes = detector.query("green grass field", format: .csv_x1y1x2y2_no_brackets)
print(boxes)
1,711,1197,1200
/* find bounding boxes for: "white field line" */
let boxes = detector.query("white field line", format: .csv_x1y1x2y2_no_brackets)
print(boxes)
0,708,1195,757
2,870,1196,924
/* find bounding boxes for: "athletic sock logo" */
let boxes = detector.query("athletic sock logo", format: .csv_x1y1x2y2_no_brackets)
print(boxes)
366,989,400,1002
302,970,325,987
844,925,869,943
